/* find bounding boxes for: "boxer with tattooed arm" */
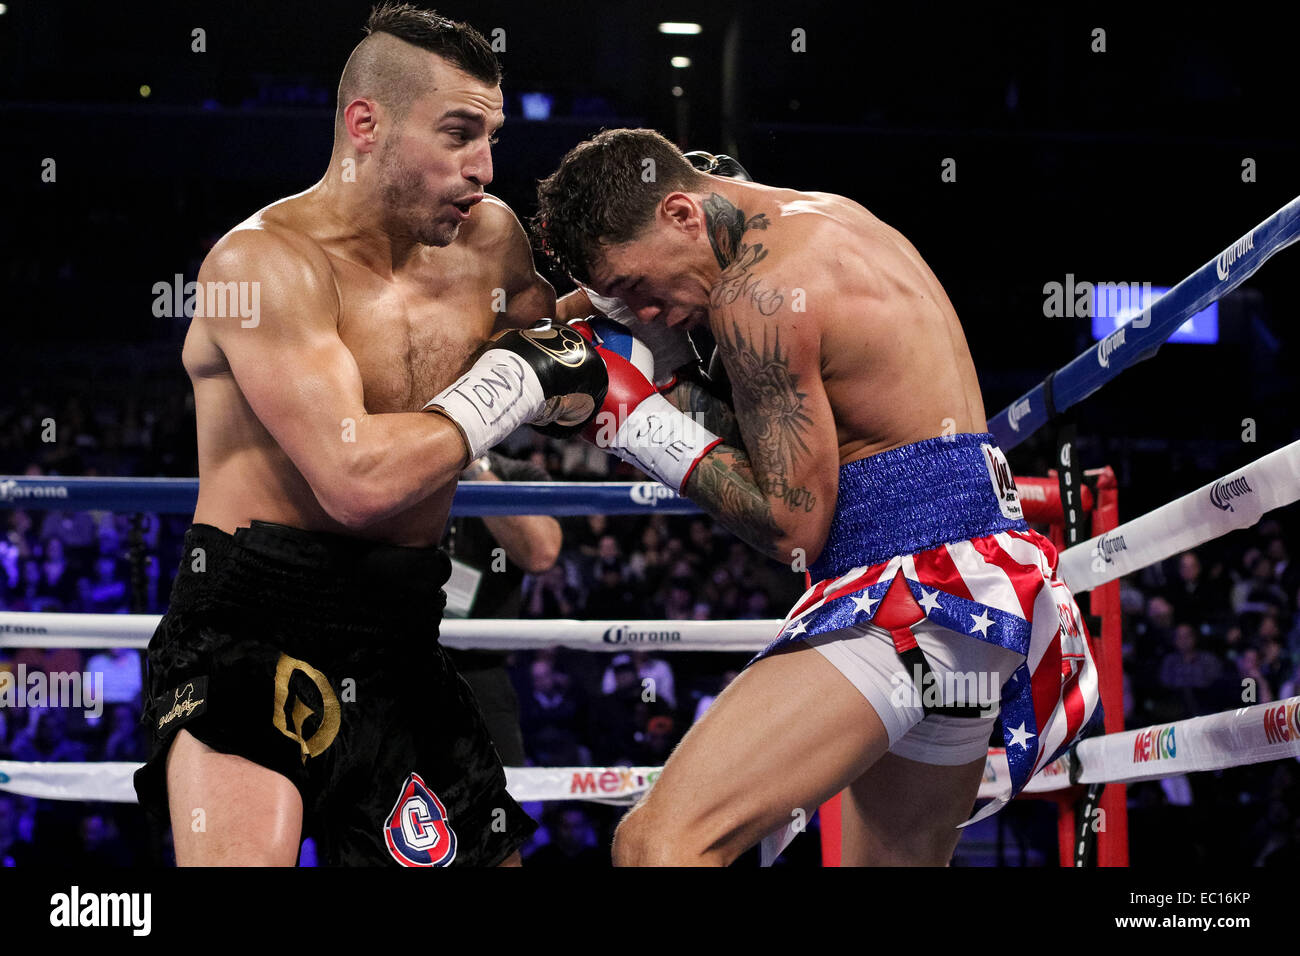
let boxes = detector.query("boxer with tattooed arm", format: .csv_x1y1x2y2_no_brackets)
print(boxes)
533,128,1103,866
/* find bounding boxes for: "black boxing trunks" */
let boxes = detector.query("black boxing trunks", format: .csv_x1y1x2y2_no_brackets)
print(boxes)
133,521,536,866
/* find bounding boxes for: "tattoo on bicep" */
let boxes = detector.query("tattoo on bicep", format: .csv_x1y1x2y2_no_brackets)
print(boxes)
716,320,817,513
703,194,783,316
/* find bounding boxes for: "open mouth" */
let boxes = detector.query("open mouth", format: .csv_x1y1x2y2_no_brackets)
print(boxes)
451,195,484,218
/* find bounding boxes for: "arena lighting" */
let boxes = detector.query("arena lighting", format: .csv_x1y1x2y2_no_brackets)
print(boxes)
1089,283,1219,345
671,56,692,68
658,22,702,35
519,92,552,120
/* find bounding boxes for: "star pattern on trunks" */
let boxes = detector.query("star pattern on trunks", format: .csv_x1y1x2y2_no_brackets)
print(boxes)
1007,721,1036,750
851,590,878,616
969,609,994,636
917,587,943,615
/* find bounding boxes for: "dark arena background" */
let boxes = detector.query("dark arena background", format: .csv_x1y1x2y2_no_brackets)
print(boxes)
1,0,1298,901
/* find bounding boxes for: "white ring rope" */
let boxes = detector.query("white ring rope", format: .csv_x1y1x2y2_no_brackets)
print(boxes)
0,755,1075,805
5,435,1298,652
1057,439,1300,592
0,614,779,651
5,694,1297,805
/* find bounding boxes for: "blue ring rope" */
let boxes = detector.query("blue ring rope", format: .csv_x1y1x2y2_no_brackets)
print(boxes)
989,195,1300,451
0,476,701,516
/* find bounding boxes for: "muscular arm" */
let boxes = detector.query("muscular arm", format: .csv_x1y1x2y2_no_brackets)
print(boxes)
198,228,471,529
480,196,557,331
466,463,562,573
681,196,838,564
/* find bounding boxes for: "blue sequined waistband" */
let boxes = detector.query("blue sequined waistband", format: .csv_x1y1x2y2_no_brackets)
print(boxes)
809,433,1026,581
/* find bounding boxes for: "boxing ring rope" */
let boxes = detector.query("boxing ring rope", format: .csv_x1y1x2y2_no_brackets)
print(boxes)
4,695,1297,806
988,193,1300,450
3,435,1298,863
1057,440,1300,592
0,613,777,653
0,477,704,517
18,438,1294,604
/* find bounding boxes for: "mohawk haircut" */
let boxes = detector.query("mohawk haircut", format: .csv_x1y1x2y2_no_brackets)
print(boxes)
335,4,501,135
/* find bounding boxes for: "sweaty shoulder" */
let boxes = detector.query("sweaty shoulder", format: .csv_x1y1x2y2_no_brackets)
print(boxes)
763,190,894,303
458,194,528,252
199,208,340,330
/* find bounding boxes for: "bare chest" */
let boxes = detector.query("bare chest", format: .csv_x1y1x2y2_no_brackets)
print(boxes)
336,266,499,413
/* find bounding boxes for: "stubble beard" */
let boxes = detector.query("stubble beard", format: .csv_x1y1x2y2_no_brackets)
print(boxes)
378,141,458,248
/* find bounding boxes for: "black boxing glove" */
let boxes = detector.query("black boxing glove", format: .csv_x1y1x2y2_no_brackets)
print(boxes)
424,324,607,461
683,150,753,182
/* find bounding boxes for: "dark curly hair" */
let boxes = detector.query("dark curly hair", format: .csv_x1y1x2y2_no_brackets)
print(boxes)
532,129,706,285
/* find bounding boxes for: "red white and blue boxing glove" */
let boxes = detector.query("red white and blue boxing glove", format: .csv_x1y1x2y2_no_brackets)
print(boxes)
575,318,722,494
576,284,700,391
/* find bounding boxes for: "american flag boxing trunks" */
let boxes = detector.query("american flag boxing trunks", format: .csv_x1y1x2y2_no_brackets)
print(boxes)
755,432,1105,828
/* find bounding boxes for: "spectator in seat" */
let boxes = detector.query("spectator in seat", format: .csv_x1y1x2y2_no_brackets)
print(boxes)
1157,624,1224,718
78,555,128,614
10,709,88,763
85,646,143,708
602,649,676,710
519,656,588,766
526,806,607,867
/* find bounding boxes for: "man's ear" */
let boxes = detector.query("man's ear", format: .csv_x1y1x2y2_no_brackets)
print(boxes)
343,98,381,153
661,192,703,237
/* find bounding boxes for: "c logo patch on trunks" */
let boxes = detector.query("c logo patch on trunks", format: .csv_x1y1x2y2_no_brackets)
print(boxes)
272,653,341,763
384,772,458,867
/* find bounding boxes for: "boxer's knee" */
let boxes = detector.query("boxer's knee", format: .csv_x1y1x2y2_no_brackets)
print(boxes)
614,803,730,867
612,805,668,866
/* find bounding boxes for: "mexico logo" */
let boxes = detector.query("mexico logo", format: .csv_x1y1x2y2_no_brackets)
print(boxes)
384,772,457,867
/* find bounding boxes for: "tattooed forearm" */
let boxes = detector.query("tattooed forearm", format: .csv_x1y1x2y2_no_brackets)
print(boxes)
717,321,813,479
694,193,824,548
685,445,788,560
664,379,744,449
759,474,817,513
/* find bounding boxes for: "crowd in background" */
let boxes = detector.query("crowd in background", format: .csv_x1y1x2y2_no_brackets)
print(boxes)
2,392,1299,867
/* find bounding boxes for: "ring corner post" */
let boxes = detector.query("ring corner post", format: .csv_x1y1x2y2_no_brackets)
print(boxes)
1087,466,1129,866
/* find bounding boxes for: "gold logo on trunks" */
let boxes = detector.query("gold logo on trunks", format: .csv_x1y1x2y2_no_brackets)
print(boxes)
273,653,341,763
157,681,206,730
